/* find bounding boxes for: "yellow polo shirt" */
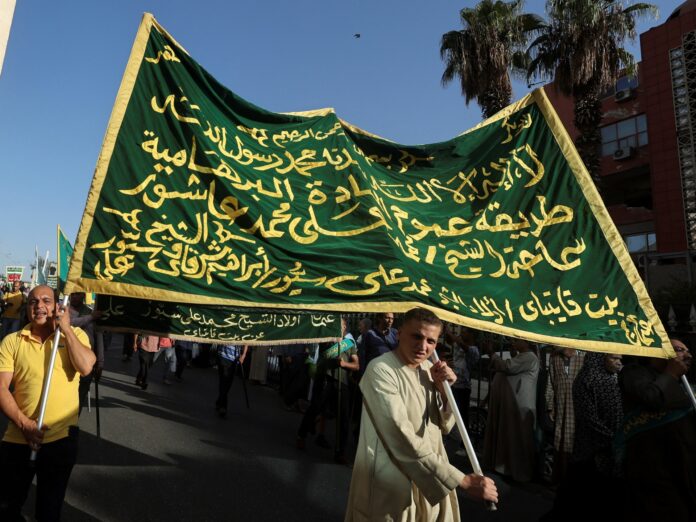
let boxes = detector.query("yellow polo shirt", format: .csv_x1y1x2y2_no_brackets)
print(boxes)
2,291,24,319
0,325,89,444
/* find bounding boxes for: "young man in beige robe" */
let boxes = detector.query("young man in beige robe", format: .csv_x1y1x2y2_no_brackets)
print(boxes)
345,308,497,521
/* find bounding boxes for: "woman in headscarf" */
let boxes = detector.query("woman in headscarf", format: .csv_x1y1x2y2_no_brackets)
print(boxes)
572,352,623,473
543,352,623,521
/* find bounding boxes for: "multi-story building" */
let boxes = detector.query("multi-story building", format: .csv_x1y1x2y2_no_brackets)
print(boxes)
544,0,696,294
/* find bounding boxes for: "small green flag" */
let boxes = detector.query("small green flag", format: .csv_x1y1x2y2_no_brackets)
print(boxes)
57,225,74,293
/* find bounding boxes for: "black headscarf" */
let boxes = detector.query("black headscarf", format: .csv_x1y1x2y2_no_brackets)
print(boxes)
572,352,623,473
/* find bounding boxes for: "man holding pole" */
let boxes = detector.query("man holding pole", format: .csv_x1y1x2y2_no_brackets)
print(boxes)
0,285,95,521
619,338,695,521
345,307,497,521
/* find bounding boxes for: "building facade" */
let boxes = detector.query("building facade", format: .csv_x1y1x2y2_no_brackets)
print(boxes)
544,1,696,294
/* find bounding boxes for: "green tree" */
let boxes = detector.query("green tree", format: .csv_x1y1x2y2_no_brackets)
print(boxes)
440,0,543,119
527,0,657,185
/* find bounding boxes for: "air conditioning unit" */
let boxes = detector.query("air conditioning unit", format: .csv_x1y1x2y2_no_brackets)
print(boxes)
615,88,635,102
613,147,635,160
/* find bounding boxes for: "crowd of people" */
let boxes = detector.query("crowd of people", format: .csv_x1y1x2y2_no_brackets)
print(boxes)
0,286,694,521
542,341,696,521
0,280,27,340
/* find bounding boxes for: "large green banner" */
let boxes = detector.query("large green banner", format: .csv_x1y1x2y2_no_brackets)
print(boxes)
96,295,340,345
66,14,671,357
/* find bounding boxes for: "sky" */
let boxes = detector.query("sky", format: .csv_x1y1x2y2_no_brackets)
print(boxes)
0,0,681,279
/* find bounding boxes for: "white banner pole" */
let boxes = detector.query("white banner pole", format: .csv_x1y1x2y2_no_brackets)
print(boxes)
30,295,70,462
681,375,696,412
432,350,497,511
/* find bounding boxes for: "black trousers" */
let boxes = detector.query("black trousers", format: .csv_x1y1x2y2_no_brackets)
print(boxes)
281,354,309,406
452,386,472,433
122,333,135,359
0,427,79,522
175,345,187,378
78,374,92,415
215,356,237,409
298,377,351,456
137,349,155,384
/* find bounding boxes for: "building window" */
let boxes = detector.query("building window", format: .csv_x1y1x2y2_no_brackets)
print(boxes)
624,232,656,253
601,114,648,156
601,75,639,97
616,75,639,92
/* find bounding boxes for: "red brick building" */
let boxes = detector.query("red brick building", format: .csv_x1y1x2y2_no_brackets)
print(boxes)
544,1,696,291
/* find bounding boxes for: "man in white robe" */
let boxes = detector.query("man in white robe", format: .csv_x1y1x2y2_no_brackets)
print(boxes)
482,338,539,482
345,308,497,521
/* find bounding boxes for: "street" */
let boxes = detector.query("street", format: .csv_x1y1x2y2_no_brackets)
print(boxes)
2,337,553,521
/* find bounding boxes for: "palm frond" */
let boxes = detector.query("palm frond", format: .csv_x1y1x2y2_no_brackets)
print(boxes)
440,0,542,117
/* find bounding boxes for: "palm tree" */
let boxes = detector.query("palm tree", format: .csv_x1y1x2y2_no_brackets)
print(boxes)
440,0,543,119
527,0,657,185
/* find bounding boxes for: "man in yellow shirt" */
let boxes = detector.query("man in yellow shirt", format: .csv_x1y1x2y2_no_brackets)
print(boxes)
1,280,26,340
0,285,95,521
